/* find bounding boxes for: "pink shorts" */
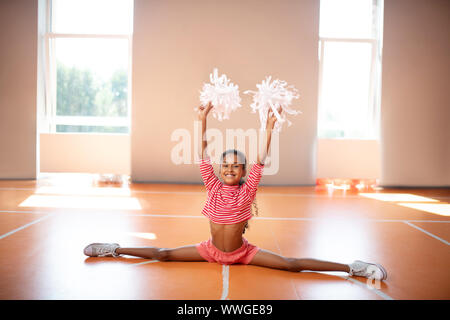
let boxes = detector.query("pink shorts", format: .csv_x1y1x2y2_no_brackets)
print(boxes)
196,238,260,265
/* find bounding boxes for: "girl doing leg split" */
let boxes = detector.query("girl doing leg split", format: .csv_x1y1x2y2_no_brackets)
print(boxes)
84,102,387,281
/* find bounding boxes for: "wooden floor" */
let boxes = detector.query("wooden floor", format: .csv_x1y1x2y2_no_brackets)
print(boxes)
0,174,449,300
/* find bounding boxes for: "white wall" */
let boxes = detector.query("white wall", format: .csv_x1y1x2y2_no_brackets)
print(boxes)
40,133,130,174
0,0,38,179
380,0,450,187
131,0,320,185
317,139,380,179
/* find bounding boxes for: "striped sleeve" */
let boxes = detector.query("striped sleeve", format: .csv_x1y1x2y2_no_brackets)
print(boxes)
243,163,264,199
199,157,221,192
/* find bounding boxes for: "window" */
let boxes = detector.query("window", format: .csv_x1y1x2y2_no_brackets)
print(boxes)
318,0,384,139
43,0,134,133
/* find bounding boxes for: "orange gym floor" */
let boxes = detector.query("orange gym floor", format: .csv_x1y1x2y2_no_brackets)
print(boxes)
0,175,449,300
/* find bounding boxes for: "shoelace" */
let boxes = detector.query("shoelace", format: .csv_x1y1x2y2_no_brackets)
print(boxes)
350,265,376,278
97,245,118,257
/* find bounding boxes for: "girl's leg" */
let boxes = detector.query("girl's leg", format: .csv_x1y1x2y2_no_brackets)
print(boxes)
116,244,207,262
249,249,350,273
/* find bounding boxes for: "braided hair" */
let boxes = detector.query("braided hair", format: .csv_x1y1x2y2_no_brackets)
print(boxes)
220,149,259,234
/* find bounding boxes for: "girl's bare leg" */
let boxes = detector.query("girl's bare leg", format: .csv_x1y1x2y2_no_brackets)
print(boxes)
116,244,207,262
249,249,350,273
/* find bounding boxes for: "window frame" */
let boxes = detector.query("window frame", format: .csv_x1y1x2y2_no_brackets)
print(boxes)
317,0,384,140
43,0,133,134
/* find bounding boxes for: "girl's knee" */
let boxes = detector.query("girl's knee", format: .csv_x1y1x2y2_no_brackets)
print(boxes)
286,258,302,272
155,248,170,261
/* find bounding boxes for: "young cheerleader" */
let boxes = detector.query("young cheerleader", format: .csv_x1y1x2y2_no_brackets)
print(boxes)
84,102,387,281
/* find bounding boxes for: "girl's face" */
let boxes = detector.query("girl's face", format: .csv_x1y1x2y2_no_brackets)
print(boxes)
220,154,246,186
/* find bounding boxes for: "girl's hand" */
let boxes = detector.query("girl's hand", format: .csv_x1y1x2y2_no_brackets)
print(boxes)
258,106,281,165
266,106,282,130
197,101,213,121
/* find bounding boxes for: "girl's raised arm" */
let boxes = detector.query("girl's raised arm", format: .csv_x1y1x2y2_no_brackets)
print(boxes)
196,102,221,192
257,108,280,165
197,102,213,160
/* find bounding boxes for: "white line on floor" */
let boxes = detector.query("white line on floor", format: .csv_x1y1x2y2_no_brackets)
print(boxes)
129,214,450,224
405,220,450,223
130,260,160,267
269,226,301,300
0,214,52,240
0,210,49,215
403,221,449,245
1,209,449,224
124,213,450,224
128,213,204,219
1,186,449,200
126,256,231,301
220,265,230,300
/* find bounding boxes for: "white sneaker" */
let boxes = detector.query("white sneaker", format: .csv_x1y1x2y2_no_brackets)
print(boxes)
84,243,121,257
349,260,387,280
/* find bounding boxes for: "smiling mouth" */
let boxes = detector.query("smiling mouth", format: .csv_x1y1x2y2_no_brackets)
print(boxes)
225,174,236,177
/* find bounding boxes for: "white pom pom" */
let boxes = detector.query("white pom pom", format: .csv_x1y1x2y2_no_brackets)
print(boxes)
244,76,301,131
199,68,242,121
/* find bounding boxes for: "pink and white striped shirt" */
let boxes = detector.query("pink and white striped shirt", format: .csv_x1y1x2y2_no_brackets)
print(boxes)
199,157,264,224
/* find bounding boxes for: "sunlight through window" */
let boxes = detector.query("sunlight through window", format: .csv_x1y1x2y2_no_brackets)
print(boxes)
19,195,142,210
308,220,371,262
359,192,449,217
397,203,450,217
359,193,439,203
126,232,157,240
35,186,132,197
318,0,383,139
43,0,134,133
